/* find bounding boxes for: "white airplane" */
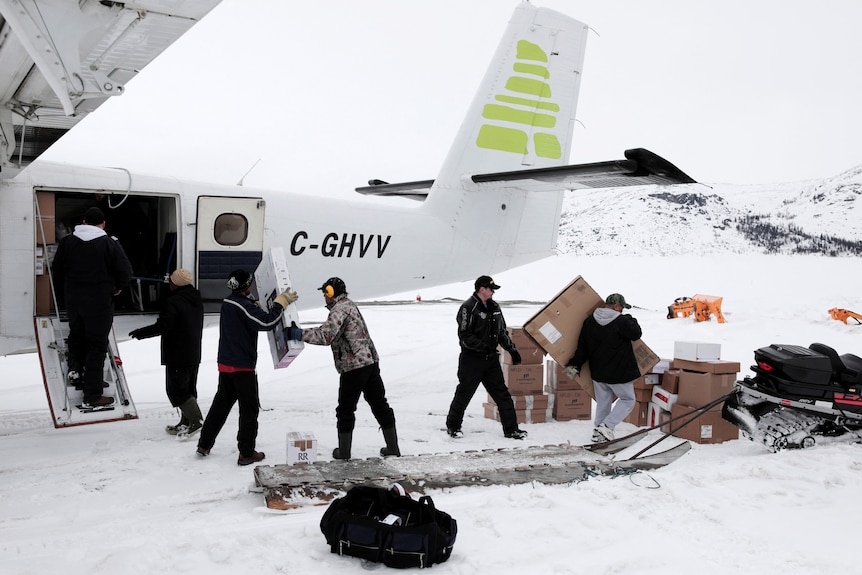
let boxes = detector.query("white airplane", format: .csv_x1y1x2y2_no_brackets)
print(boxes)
0,1,694,426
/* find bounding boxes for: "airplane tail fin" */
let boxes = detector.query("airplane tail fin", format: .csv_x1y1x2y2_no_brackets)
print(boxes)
424,3,589,271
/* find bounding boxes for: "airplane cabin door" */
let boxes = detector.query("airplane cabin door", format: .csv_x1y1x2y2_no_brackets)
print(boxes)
196,196,266,312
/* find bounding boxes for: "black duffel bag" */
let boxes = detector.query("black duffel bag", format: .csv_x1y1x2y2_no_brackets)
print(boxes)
320,484,457,568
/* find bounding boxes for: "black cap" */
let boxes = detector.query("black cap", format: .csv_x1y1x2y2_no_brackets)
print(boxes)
83,207,105,225
227,269,253,292
318,277,346,297
474,275,501,291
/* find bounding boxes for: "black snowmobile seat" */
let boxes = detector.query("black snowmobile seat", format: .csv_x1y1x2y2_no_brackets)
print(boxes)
809,343,844,379
839,353,862,389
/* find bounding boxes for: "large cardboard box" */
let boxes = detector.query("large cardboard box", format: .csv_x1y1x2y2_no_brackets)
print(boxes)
670,403,739,444
623,401,650,426
552,389,592,421
545,359,585,392
677,371,737,410
35,191,56,244
286,432,317,465
254,247,304,369
523,276,660,399
671,359,741,374
502,363,544,395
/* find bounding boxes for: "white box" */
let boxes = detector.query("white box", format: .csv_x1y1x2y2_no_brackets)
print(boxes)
286,432,317,465
647,402,669,428
673,341,721,361
255,247,304,369
651,386,679,411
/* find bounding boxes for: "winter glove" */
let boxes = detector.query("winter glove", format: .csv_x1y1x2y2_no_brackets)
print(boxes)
129,328,143,340
509,350,522,365
274,289,298,308
563,366,579,379
285,321,303,341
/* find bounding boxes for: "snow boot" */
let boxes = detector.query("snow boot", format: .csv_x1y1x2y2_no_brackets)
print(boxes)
176,397,203,438
380,426,401,457
332,433,352,460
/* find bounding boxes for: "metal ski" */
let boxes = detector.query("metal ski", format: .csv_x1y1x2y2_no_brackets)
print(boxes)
252,440,691,510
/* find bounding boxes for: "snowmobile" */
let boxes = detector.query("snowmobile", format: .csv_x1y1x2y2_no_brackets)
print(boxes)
722,342,862,451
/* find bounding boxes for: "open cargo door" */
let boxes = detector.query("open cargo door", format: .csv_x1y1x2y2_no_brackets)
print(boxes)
35,317,137,427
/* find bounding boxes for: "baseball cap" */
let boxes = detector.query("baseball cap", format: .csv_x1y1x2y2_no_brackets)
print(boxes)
606,293,631,309
474,275,501,291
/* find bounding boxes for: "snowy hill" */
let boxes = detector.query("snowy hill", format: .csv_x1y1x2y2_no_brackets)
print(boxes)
558,163,862,256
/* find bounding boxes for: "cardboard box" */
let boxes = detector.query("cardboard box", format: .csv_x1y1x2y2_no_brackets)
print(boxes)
36,192,56,244
662,369,682,394
674,341,721,361
35,273,53,315
523,275,660,400
484,403,547,424
677,371,737,410
651,386,679,411
254,247,304,369
488,393,549,410
286,432,317,465
670,403,739,444
545,359,587,392
670,359,741,374
501,327,545,364
552,389,592,421
623,401,650,426
502,363,544,395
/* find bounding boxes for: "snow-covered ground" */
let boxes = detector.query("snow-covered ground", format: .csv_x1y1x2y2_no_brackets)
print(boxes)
2,254,861,574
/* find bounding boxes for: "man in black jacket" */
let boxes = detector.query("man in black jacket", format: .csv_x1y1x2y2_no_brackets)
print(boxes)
52,206,133,409
129,269,205,437
445,275,527,440
566,293,642,442
196,269,295,466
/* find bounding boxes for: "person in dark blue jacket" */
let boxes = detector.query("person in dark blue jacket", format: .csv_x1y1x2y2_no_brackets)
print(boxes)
196,268,296,466
566,293,642,442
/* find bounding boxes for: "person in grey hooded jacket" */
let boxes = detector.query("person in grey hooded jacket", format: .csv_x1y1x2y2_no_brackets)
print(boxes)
565,293,642,442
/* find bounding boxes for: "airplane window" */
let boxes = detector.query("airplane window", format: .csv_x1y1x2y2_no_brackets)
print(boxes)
213,213,248,246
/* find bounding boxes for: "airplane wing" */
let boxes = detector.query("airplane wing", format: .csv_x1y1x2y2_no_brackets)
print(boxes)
355,148,696,200
0,0,222,178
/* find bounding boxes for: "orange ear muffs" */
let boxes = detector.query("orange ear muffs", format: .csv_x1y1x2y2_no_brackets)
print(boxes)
324,285,335,298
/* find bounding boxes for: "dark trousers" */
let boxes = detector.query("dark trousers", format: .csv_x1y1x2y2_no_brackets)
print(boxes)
66,293,113,403
447,353,518,434
198,371,259,455
165,365,199,407
336,362,396,433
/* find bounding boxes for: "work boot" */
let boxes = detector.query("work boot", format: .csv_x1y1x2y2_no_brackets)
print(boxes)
380,427,401,457
332,433,352,460
237,451,265,466
82,396,114,409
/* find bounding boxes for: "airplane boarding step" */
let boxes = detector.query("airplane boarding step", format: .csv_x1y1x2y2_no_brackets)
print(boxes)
34,316,137,427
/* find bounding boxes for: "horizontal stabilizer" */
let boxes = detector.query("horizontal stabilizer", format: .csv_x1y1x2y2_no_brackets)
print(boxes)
355,148,695,200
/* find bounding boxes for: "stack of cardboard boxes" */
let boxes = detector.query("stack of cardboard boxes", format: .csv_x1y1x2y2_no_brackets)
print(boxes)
545,359,592,421
484,327,548,424
649,341,740,444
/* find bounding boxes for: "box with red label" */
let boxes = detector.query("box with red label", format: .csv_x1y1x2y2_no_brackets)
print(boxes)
551,389,592,421
502,363,544,395
651,386,679,411
670,403,739,444
286,432,317,465
674,341,721,361
648,402,671,431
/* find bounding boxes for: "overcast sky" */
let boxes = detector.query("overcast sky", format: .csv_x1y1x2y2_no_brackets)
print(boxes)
42,0,862,194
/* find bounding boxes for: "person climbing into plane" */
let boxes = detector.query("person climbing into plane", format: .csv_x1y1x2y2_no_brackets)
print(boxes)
445,275,528,440
196,269,297,466
129,269,205,438
284,277,401,460
565,293,641,442
52,206,133,409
